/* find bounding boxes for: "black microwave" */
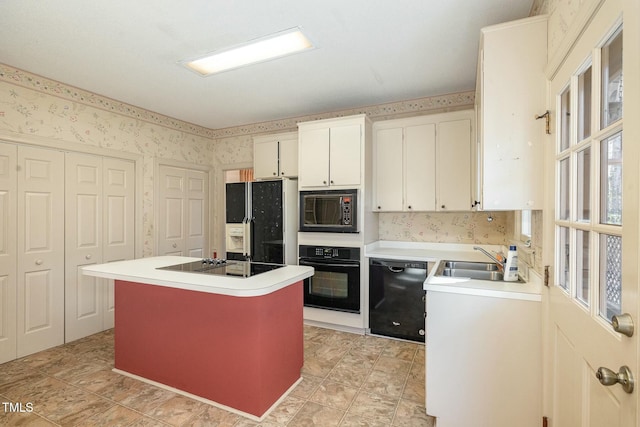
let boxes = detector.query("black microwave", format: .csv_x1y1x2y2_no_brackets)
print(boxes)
299,189,358,233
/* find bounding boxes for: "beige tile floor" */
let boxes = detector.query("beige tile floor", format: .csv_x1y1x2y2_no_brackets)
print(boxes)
0,325,435,426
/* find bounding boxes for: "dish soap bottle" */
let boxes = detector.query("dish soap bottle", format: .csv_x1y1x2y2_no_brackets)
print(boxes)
503,245,518,282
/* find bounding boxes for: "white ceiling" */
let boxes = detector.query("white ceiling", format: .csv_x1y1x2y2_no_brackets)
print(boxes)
0,0,533,130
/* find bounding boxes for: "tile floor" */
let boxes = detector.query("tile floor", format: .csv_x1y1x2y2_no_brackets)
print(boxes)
0,326,435,426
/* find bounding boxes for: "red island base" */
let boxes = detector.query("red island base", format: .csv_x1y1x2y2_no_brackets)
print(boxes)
113,279,304,420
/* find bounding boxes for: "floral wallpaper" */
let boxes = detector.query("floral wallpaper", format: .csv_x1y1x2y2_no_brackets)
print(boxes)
378,211,513,245
0,64,215,257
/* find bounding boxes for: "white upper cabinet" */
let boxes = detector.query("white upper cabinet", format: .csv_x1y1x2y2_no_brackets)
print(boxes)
253,132,298,180
373,110,473,212
298,115,369,189
437,117,473,211
475,15,548,210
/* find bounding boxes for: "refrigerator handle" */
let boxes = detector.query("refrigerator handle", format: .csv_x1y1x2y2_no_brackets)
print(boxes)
243,218,252,260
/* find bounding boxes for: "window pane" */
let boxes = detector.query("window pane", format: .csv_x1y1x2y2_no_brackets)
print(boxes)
560,87,571,151
577,147,591,221
558,226,570,291
575,230,590,307
559,158,570,220
578,66,592,141
599,234,622,321
601,29,623,128
600,132,622,225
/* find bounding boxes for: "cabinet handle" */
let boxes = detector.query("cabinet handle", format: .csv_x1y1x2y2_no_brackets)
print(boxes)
172,243,177,248
272,172,276,176
441,205,446,209
408,205,412,210
35,259,43,265
323,180,327,185
280,171,285,176
330,180,334,184
377,206,381,209
85,254,92,260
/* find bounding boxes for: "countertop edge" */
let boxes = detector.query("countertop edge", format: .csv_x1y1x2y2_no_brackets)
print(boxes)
82,256,314,297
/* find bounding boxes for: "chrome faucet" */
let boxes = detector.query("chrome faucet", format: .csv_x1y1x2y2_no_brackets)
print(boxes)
473,246,503,266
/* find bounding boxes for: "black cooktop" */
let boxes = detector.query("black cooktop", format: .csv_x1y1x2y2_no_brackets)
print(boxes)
157,259,285,278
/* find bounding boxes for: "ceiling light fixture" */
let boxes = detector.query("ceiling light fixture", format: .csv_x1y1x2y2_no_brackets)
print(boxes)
183,27,314,76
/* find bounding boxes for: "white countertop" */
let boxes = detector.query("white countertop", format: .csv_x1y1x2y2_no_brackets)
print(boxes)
365,241,542,302
82,256,314,297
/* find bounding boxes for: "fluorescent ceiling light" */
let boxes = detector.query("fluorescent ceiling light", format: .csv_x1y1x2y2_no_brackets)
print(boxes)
184,28,314,76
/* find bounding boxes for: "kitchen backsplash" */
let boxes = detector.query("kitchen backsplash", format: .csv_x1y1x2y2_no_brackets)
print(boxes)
378,211,514,245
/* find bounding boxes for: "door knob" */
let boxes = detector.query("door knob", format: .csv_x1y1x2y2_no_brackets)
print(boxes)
612,313,634,337
596,366,634,393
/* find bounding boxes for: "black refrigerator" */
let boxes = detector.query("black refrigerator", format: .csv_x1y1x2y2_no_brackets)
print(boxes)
225,179,298,264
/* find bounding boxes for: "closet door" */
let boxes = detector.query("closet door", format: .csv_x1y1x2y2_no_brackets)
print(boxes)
158,166,186,256
17,145,64,357
102,157,135,328
158,165,208,257
65,153,135,341
0,143,17,364
185,169,207,258
65,153,103,342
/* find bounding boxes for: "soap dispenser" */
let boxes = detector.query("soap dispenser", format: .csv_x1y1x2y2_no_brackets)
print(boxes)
503,245,518,282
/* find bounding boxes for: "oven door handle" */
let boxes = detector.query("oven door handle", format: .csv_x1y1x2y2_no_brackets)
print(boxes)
299,260,360,269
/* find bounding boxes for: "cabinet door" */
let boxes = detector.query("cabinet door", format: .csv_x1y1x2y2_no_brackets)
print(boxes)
373,128,403,211
405,124,436,211
278,137,298,178
329,124,361,186
0,143,17,364
254,140,279,179
17,145,65,357
298,128,330,187
479,17,546,210
437,119,472,211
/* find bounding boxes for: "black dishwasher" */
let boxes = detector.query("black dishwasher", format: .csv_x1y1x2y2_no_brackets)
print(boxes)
369,258,428,342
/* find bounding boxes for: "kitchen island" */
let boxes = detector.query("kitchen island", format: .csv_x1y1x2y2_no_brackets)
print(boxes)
82,256,314,421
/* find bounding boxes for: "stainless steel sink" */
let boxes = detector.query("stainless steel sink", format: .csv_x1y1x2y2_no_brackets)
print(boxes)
435,260,504,281
442,261,499,271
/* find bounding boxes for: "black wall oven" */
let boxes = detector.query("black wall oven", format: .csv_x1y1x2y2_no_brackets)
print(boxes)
299,245,360,313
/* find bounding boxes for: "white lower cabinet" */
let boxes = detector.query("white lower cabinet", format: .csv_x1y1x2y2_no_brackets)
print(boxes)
373,110,473,212
65,153,135,342
426,290,541,427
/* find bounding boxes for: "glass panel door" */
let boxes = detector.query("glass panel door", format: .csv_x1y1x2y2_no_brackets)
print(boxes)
554,26,623,322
